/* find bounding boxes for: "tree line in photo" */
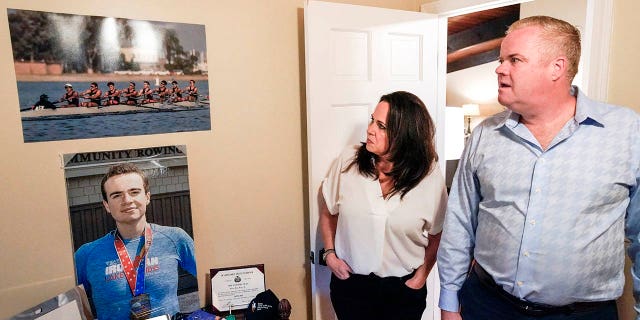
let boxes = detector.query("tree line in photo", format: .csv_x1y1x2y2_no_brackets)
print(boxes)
8,9,201,75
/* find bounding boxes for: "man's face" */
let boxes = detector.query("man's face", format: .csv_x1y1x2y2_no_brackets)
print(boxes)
109,84,115,90
102,173,150,225
495,26,551,113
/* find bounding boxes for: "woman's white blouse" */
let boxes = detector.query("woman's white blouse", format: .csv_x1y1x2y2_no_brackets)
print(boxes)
322,145,447,277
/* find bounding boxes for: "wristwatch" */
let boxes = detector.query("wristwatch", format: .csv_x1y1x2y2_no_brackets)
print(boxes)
322,248,336,263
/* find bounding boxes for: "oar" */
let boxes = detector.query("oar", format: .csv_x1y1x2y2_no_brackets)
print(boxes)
135,96,163,110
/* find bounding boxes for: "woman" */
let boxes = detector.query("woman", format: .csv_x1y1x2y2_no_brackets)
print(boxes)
319,91,447,320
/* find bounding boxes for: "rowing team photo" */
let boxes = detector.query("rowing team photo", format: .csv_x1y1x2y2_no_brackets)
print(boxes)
24,79,210,119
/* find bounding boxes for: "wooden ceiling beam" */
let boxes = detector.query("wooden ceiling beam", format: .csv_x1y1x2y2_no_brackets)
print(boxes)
447,37,504,64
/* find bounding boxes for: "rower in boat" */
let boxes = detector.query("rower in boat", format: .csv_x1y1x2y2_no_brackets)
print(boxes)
122,82,138,105
59,83,79,108
80,82,102,108
155,80,170,102
103,82,121,106
32,94,57,110
184,79,198,102
170,80,184,102
139,81,156,104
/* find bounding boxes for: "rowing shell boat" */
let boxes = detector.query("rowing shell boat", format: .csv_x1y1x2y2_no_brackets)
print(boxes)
21,100,210,121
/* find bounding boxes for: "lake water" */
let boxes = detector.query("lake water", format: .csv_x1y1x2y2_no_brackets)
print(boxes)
17,80,211,143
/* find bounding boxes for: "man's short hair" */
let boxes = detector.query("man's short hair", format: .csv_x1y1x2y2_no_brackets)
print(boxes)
100,163,149,201
507,16,581,82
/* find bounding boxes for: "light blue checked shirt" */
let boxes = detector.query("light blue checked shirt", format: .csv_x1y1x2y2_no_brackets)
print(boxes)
438,87,640,313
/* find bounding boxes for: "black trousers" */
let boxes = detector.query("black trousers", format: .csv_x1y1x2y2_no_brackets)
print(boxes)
329,271,427,320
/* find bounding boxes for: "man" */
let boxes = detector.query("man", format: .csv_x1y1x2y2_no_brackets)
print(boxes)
32,94,56,110
74,163,197,320
59,83,79,108
80,82,102,108
184,79,198,102
155,80,170,101
139,80,156,104
122,82,139,105
438,16,640,320
170,80,184,102
103,81,121,106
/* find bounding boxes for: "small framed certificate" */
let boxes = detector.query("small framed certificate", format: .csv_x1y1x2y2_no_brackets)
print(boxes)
209,264,266,313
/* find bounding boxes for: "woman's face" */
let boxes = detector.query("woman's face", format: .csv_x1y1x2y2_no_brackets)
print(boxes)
366,101,390,157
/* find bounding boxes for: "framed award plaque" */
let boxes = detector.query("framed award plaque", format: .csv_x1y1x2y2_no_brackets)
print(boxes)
209,264,266,314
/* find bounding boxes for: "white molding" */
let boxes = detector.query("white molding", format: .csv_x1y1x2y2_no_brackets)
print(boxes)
421,0,533,17
436,15,449,177
582,0,613,101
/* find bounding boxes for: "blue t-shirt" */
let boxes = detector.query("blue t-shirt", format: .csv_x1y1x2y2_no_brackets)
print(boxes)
75,224,197,320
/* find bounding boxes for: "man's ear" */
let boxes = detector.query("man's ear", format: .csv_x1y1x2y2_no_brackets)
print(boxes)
146,192,151,205
550,56,567,81
102,200,111,213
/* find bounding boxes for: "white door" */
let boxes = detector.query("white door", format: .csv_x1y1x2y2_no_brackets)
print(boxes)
304,1,441,319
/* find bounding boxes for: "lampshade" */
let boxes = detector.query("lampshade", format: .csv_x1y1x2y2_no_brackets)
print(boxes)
462,103,480,116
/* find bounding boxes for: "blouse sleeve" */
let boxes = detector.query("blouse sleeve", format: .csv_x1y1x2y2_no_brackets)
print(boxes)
426,165,448,235
321,146,356,215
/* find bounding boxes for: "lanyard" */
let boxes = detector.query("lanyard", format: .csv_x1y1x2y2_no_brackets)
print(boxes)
114,225,153,296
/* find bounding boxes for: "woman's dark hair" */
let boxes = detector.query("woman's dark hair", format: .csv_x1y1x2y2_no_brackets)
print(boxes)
346,91,438,199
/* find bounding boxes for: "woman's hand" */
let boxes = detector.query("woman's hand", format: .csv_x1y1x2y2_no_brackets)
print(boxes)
326,253,352,280
404,272,427,289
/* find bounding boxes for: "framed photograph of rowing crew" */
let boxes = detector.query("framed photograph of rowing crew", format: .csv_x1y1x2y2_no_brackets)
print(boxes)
62,145,201,319
7,8,211,143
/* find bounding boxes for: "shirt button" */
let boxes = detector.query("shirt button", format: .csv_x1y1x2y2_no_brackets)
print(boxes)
530,219,536,226
517,281,523,286
523,251,529,257
535,188,541,193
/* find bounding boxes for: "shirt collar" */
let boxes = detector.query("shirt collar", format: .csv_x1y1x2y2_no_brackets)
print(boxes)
573,86,605,126
495,85,605,129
